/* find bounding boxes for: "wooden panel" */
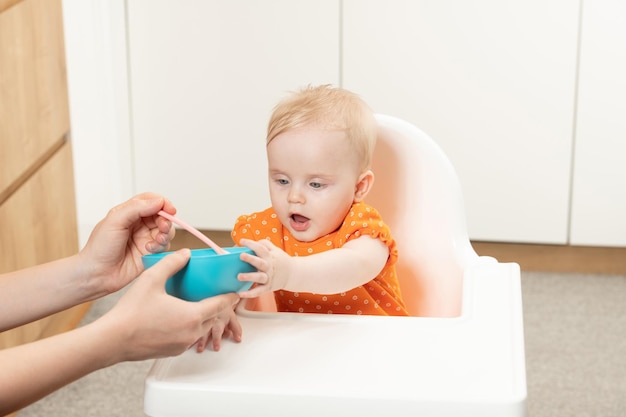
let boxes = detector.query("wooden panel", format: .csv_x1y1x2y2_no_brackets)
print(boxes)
0,142,78,264
168,229,235,251
0,0,87,384
0,0,23,14
473,241,626,275
0,0,70,193
0,142,86,349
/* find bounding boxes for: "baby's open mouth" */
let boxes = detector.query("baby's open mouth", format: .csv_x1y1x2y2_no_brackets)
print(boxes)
291,214,309,224
290,213,310,231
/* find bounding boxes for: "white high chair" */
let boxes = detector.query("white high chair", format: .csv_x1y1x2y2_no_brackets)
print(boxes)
144,115,527,417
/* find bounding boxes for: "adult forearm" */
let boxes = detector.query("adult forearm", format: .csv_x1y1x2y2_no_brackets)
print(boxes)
0,255,97,331
0,319,119,415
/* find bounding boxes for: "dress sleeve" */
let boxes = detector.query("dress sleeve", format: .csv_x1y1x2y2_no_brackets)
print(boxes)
338,203,398,264
231,214,256,245
231,208,283,246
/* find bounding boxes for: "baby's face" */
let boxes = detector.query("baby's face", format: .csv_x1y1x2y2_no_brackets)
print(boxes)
267,127,362,242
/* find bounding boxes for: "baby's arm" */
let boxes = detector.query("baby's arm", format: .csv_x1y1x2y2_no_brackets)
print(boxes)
237,236,388,298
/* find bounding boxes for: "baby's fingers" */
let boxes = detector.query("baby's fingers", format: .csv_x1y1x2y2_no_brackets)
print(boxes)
239,251,267,271
210,322,226,352
238,271,268,285
228,319,243,343
194,334,209,353
238,284,271,299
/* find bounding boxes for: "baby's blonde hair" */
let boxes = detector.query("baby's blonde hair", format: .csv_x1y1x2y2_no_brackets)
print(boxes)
267,84,377,171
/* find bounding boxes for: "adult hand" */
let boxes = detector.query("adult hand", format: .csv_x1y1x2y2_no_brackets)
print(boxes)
78,193,177,297
193,304,242,353
0,249,241,415
100,248,241,361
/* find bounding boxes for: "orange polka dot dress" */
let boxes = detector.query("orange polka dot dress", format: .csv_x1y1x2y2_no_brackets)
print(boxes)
231,202,408,316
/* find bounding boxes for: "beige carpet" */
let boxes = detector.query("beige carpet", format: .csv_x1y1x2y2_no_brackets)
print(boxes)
16,272,626,417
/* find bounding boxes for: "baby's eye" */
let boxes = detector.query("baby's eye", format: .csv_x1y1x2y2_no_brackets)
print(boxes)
310,182,323,189
277,178,289,185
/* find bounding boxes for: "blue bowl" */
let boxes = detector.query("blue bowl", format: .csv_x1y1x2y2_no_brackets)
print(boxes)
142,247,255,301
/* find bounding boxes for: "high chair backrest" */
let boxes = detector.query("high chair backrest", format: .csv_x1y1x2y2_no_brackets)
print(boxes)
367,114,478,317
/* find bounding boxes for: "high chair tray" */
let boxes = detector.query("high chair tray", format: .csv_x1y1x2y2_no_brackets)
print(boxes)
144,262,526,417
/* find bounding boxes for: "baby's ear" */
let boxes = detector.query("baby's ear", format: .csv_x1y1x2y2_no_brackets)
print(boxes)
354,170,374,202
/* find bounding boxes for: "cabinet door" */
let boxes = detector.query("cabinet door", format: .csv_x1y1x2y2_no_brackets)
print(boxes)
0,0,70,194
128,0,340,230
570,0,626,247
343,0,579,244
0,143,82,349
0,0,83,350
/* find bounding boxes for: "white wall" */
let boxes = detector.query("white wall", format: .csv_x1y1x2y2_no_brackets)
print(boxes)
63,0,626,247
342,0,579,244
62,0,132,247
126,0,339,230
570,0,626,246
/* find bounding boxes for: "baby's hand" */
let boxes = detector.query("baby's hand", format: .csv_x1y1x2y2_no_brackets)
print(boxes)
237,238,292,298
193,304,242,352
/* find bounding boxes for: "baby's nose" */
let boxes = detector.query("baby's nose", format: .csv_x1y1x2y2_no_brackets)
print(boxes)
287,187,305,203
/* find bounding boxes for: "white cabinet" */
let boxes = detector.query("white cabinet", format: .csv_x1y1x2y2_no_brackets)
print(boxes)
127,0,340,230
65,0,625,247
342,0,580,244
570,0,626,247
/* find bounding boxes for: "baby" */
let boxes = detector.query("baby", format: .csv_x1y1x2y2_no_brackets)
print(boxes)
232,84,408,316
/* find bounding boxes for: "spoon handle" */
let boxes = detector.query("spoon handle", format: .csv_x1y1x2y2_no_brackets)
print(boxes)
158,210,229,254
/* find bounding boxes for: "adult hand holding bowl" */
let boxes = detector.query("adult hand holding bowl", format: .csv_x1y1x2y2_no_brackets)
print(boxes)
142,247,256,301
142,212,255,301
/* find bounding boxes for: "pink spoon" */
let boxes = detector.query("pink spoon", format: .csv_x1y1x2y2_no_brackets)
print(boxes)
158,210,229,255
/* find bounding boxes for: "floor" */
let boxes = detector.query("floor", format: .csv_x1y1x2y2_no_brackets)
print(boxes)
15,234,626,416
